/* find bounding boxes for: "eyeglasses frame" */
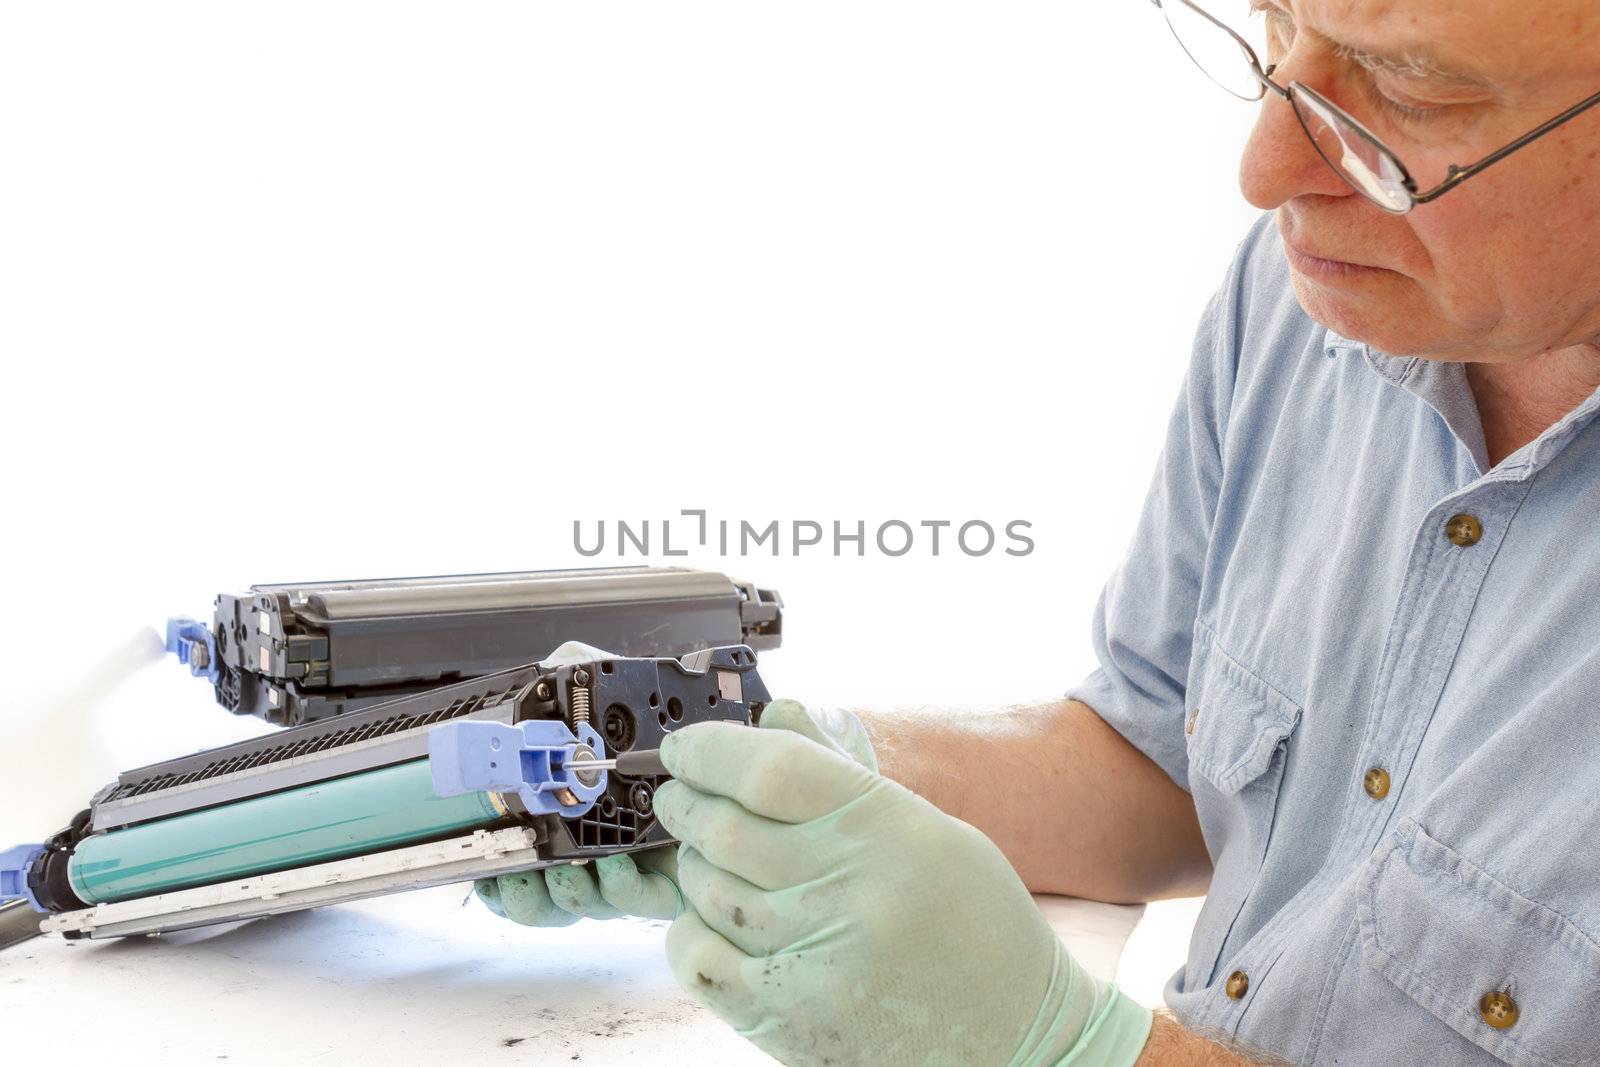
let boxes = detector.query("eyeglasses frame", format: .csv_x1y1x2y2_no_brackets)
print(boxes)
1155,0,1600,213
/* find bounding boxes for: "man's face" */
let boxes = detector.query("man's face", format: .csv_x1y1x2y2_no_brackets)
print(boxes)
1237,0,1600,363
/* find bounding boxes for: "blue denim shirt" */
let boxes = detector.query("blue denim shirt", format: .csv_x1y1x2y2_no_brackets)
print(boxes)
1067,212,1600,1066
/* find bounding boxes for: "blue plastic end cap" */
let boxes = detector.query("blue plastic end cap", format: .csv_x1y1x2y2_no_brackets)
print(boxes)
0,845,46,912
165,617,220,683
427,719,608,818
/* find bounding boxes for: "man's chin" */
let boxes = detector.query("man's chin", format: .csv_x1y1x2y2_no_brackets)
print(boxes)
1287,271,1429,358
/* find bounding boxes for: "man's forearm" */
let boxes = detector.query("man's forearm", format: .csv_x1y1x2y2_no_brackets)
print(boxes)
1137,1012,1291,1065
857,698,1211,902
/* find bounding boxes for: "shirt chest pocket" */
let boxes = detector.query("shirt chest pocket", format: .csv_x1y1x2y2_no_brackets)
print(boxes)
1358,819,1600,1067
1182,633,1302,992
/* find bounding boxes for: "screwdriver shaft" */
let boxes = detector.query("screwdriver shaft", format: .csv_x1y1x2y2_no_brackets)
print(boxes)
564,749,669,777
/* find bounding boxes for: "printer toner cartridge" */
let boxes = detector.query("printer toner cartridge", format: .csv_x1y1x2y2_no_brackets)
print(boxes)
166,566,782,726
1,645,769,943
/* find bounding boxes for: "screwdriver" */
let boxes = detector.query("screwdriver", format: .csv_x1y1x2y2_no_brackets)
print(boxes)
563,749,670,777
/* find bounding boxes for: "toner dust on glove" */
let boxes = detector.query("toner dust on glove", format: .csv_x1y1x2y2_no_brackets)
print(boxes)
654,713,1152,1067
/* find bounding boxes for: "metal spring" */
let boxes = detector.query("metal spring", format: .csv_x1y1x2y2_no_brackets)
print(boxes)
570,679,591,729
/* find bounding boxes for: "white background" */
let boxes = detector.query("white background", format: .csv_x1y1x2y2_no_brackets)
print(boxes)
0,1,1258,1061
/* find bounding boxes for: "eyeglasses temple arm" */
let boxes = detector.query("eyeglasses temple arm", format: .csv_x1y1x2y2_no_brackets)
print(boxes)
1412,88,1600,203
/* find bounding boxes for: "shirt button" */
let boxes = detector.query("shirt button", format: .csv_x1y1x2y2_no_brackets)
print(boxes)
1364,767,1391,799
1479,990,1519,1029
1225,970,1250,999
1444,513,1483,546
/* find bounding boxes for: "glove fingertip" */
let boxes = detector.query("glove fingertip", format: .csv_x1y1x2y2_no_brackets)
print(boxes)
544,862,584,887
475,877,507,918
754,697,809,730
593,852,639,895
651,779,685,826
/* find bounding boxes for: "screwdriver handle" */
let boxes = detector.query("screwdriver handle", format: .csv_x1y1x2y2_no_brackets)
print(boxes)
612,749,669,777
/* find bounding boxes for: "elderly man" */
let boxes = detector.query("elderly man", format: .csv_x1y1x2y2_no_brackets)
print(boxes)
479,1,1600,1062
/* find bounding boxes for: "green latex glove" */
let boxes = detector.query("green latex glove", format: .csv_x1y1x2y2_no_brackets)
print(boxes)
474,698,880,926
753,696,880,774
476,847,684,925
653,700,1153,1067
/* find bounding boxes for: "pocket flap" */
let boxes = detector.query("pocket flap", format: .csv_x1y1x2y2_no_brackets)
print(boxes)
1184,637,1301,796
1358,819,1600,1067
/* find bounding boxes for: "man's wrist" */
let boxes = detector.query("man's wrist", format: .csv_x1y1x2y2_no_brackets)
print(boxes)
1067,983,1154,1066
1134,1011,1291,1066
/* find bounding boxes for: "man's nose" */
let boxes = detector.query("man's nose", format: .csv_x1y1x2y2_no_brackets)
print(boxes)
1238,72,1354,210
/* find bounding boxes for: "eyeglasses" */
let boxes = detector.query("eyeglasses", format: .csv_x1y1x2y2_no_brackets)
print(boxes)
1153,0,1600,214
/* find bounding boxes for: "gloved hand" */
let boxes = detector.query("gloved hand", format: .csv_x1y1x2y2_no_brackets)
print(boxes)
476,847,684,925
476,638,683,925
653,699,1153,1067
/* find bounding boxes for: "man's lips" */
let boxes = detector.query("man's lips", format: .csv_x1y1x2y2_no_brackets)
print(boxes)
1289,242,1363,266
1283,239,1390,278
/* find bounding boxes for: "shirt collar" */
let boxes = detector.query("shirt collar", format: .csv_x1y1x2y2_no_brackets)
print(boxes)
1322,323,1423,388
1322,323,1600,479
1320,325,1360,357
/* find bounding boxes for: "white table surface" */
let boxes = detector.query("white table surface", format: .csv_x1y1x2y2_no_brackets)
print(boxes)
0,884,1144,1066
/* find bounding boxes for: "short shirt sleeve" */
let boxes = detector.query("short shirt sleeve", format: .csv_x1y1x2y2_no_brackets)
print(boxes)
1064,226,1255,790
